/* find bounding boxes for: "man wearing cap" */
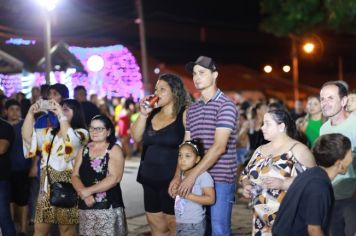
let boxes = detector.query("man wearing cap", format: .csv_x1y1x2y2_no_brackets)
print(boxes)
170,56,237,235
35,83,69,129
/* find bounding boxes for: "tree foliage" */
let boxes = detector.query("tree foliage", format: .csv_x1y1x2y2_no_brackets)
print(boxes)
260,0,356,37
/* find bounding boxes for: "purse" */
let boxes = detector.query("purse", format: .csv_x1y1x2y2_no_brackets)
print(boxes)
46,134,78,208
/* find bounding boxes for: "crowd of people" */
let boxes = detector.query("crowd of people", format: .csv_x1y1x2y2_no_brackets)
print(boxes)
0,55,355,236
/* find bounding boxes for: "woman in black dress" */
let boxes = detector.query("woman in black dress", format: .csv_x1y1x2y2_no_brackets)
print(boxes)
132,73,190,236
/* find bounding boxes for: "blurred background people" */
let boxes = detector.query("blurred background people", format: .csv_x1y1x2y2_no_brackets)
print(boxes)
74,85,100,127
0,117,16,236
118,98,135,159
346,90,356,114
5,100,33,236
290,99,306,121
298,95,324,147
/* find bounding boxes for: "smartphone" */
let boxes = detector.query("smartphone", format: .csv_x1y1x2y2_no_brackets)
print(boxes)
39,99,50,112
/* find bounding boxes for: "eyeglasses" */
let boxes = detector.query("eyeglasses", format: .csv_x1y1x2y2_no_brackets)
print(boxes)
89,127,106,133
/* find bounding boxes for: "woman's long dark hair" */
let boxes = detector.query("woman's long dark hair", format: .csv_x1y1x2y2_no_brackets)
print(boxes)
268,108,297,139
90,114,116,147
52,99,86,135
158,73,191,116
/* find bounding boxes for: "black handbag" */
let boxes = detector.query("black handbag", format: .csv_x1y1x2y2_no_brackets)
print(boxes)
46,134,78,208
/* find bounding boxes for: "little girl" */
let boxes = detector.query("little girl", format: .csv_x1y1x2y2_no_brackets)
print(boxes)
174,139,215,236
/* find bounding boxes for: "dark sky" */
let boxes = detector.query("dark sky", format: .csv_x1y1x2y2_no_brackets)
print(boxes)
1,0,356,88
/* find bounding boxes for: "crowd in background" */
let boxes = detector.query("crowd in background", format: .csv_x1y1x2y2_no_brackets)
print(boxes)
0,56,356,235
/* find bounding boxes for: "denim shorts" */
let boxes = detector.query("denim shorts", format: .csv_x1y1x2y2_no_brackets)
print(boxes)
176,219,206,236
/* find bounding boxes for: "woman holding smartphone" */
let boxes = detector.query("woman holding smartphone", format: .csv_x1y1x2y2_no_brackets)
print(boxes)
22,99,88,236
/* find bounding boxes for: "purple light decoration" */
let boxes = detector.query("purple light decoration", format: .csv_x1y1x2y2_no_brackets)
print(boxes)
0,44,144,101
69,45,143,100
5,38,36,45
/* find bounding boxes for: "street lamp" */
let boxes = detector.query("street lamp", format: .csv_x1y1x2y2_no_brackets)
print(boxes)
291,34,323,100
36,0,58,85
303,42,315,54
282,65,291,73
264,65,273,73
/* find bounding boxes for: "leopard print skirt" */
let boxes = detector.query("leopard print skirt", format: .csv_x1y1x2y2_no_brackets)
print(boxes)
79,207,127,236
34,167,79,225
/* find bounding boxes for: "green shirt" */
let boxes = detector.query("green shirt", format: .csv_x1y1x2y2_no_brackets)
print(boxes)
305,119,323,147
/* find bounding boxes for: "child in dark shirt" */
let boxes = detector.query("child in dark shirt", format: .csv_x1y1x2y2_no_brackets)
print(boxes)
273,133,353,236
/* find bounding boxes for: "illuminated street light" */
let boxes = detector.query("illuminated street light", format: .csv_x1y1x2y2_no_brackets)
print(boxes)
87,55,105,72
264,65,272,73
282,65,291,73
154,67,160,74
303,42,315,54
36,0,58,11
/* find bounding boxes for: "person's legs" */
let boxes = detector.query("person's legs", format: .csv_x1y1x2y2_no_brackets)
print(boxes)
146,212,170,236
330,199,345,236
343,198,356,236
0,181,16,236
163,213,176,236
11,170,31,234
18,205,29,234
58,224,77,236
34,222,51,236
210,182,235,236
143,183,175,236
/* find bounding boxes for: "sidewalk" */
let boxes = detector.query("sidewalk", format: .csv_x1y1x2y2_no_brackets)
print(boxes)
127,198,253,236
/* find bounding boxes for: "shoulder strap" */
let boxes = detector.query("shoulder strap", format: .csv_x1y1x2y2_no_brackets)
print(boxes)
288,142,299,152
46,134,56,186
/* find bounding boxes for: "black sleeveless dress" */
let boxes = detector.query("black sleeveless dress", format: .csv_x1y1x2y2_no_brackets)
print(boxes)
78,145,124,210
138,108,185,186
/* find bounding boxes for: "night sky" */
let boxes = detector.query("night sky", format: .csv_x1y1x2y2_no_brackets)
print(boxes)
1,0,356,89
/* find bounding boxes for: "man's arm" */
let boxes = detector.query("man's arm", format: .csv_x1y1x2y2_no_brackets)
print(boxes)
0,139,10,155
307,225,324,236
178,128,231,197
0,120,13,155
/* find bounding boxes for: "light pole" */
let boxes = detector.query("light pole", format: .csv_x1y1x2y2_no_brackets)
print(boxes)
291,34,323,101
291,36,299,100
136,0,151,94
36,0,58,85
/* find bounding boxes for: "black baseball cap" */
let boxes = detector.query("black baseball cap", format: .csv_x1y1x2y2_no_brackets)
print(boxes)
185,56,217,73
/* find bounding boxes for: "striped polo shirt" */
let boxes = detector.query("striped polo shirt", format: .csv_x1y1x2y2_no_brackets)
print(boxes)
186,89,238,183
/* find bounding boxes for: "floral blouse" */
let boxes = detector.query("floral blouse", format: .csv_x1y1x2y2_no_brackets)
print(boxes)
23,127,88,171
78,145,124,209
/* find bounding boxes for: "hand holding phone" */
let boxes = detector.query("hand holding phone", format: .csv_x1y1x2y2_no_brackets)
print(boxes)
39,99,50,113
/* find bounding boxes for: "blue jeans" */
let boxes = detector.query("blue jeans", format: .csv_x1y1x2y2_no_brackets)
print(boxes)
208,182,235,236
0,181,16,236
